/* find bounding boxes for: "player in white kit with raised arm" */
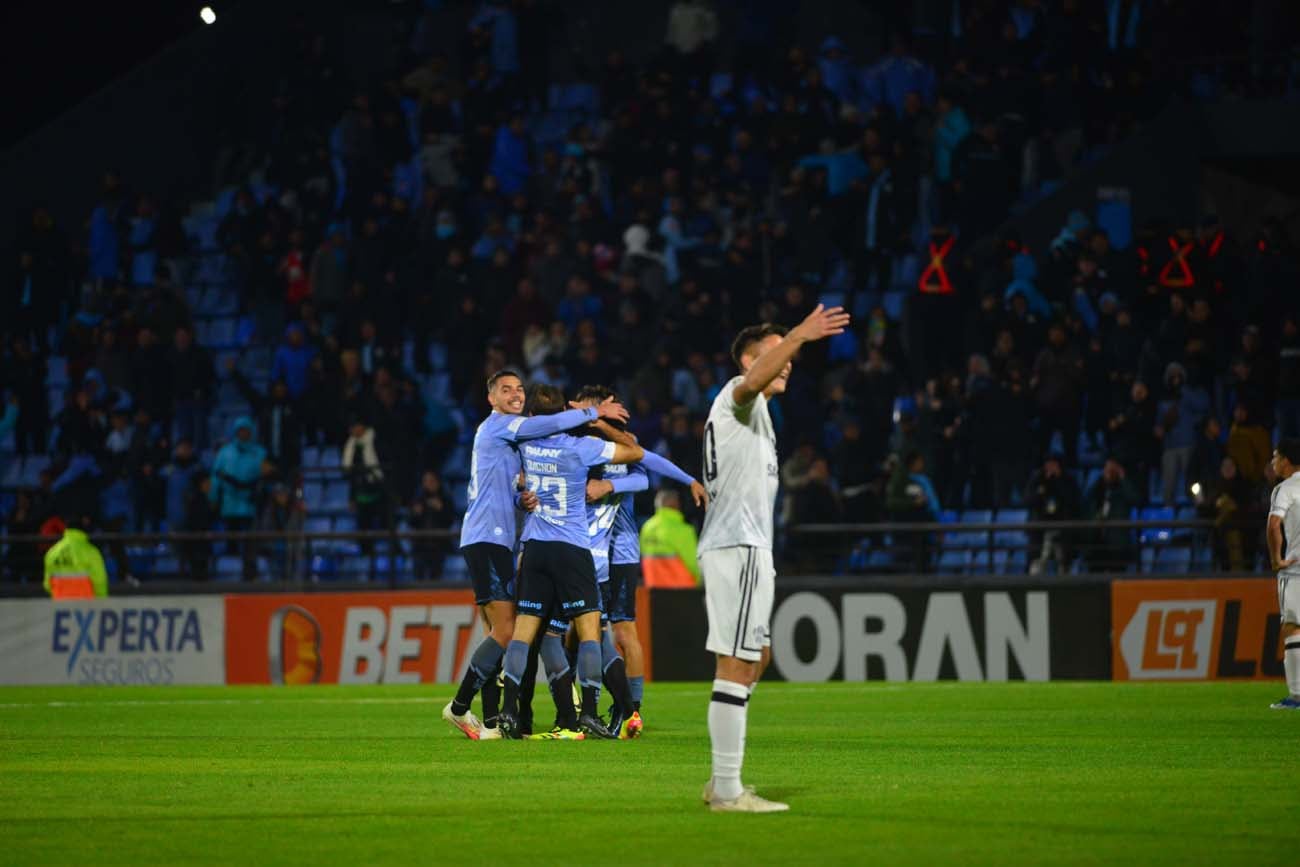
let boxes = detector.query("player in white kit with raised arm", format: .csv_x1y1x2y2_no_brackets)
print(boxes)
698,304,850,813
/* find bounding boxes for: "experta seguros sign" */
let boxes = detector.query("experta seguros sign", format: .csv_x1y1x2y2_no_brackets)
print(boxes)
0,596,225,685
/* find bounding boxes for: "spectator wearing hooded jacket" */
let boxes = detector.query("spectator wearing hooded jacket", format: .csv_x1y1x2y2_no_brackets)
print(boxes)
210,416,267,580
1155,362,1210,504
1004,252,1053,320
228,356,304,472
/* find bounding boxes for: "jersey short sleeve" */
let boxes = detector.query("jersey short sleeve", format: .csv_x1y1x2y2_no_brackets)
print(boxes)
577,437,618,467
1271,482,1293,519
715,376,755,426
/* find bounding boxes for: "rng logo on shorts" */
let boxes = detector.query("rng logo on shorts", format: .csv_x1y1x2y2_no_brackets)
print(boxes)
561,600,586,610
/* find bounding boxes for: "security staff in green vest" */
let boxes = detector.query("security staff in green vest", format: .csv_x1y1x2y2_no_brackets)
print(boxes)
43,521,109,599
639,489,701,586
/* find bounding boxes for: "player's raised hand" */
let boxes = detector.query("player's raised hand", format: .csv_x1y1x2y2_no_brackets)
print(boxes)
594,396,630,424
689,479,709,508
791,303,851,344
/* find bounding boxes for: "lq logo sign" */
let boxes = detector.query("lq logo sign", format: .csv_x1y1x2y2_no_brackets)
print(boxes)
1112,580,1283,681
1117,600,1216,678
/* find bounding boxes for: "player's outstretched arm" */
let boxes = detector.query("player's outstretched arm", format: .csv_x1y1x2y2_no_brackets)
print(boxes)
607,442,645,466
607,463,650,496
509,406,598,441
734,304,851,405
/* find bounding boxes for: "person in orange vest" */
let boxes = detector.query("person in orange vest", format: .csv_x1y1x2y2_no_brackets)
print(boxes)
639,489,700,587
42,518,109,599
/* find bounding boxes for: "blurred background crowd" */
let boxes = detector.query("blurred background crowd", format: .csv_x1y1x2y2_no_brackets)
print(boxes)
4,0,1300,582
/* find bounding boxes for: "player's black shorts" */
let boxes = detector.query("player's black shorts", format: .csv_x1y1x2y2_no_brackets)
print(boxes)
462,542,515,605
602,563,640,623
517,540,599,620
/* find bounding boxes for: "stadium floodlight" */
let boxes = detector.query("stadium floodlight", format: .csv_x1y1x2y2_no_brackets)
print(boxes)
199,6,216,24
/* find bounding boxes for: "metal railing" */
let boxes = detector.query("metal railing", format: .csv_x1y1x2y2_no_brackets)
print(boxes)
782,518,1260,578
0,515,1266,596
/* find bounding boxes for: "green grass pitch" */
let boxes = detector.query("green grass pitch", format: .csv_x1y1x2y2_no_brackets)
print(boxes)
0,682,1296,865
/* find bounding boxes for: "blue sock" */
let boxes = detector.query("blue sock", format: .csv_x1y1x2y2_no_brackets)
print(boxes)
540,633,570,682
577,640,602,717
629,675,644,707
501,639,531,717
503,640,529,685
451,637,505,713
600,629,622,672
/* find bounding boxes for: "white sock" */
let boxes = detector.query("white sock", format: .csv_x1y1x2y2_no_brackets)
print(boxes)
1286,638,1300,697
708,679,749,801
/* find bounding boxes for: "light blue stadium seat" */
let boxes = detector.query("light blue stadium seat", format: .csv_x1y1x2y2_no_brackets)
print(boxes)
305,517,331,535
957,510,992,547
993,509,1029,549
155,557,181,576
323,482,350,511
333,514,357,533
442,555,470,582
302,481,324,510
302,446,322,468
882,291,906,321
1154,546,1191,574
971,549,1008,574
207,317,237,347
866,549,894,570
1138,506,1175,544
214,556,243,582
311,554,338,581
20,456,51,487
938,549,971,573
1006,549,1029,573
339,556,372,582
319,447,341,468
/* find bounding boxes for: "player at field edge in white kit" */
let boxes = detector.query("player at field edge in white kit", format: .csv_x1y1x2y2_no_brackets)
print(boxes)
698,304,850,812
1266,438,1300,709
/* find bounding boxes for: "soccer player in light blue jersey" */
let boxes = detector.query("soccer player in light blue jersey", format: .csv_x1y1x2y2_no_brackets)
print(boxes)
571,384,708,734
497,384,644,740
443,369,629,740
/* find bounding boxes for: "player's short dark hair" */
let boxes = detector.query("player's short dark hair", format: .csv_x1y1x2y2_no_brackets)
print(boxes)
526,383,566,416
574,384,616,404
486,368,523,391
730,323,788,368
1277,439,1300,466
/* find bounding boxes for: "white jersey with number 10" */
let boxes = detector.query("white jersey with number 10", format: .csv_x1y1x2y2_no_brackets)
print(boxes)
698,375,780,554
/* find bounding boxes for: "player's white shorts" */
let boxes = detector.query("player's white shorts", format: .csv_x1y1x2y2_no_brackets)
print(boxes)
701,546,774,663
1280,571,1300,625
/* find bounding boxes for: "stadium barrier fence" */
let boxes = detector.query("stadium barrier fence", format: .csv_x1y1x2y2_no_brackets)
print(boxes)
0,518,1254,592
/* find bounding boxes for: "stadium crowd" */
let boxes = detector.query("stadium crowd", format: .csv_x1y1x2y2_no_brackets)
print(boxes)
3,0,1299,581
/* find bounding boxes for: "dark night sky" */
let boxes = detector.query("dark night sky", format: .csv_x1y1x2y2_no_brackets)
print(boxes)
3,1,201,149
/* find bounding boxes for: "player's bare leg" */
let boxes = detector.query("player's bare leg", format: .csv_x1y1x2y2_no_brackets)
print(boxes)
613,620,645,710
444,599,516,739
